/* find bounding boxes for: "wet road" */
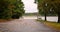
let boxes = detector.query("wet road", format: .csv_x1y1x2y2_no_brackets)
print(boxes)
0,19,58,32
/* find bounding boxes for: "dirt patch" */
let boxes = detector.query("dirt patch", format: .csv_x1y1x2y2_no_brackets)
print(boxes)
0,19,15,23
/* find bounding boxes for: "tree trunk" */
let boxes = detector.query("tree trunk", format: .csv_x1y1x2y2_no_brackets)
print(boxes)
58,12,60,23
45,12,47,21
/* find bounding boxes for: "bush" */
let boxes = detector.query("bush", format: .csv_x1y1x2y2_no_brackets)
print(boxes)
12,12,22,19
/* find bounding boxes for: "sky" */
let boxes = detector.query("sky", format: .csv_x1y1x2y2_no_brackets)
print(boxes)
22,0,38,13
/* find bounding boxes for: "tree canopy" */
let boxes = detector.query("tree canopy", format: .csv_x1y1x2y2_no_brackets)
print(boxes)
37,0,58,16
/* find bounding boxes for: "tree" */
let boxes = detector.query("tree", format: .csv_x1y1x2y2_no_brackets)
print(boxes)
11,0,25,19
51,0,60,23
37,0,48,21
0,0,25,19
43,0,60,23
0,0,12,19
37,0,60,23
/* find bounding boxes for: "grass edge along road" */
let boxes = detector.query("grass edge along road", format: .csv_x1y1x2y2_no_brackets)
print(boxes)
37,19,60,31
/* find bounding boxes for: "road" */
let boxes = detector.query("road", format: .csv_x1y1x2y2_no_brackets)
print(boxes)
0,19,58,32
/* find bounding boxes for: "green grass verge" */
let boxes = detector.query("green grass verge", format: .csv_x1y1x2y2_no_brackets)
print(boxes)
37,19,60,30
44,21,60,30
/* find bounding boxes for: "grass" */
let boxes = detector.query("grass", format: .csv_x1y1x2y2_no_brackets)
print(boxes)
44,21,60,30
37,19,60,30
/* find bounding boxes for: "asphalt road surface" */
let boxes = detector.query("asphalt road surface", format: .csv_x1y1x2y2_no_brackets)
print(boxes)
0,19,59,32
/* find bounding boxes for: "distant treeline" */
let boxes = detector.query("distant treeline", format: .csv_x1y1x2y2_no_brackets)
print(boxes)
24,13,37,16
24,12,57,16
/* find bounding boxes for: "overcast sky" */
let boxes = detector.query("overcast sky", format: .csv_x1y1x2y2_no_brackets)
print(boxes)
22,0,38,13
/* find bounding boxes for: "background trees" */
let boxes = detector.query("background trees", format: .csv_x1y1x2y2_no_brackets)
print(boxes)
0,0,25,19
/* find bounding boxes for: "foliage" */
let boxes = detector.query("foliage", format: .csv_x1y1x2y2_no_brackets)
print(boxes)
37,0,57,16
0,0,25,19
0,0,11,19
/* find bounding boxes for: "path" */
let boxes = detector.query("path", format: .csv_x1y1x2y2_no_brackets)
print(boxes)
0,19,58,32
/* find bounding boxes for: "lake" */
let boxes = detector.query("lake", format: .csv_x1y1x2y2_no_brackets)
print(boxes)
23,16,58,22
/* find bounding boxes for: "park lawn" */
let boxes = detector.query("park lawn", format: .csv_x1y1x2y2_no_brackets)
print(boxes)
44,21,60,30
